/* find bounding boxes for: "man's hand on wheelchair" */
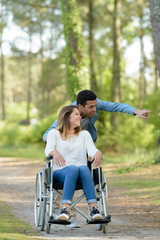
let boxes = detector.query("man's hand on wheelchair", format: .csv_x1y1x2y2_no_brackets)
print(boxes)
50,150,66,167
91,151,103,168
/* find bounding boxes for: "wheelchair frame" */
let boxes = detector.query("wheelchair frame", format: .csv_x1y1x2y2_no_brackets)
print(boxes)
34,158,111,234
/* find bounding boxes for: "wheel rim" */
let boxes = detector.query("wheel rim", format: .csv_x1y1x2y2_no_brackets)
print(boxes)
39,169,46,231
34,172,42,227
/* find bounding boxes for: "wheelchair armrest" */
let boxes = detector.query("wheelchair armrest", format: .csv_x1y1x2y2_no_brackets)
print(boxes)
44,155,52,162
47,156,52,160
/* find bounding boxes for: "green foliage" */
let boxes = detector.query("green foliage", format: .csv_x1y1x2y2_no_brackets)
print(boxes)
37,56,67,117
114,148,160,174
119,116,155,149
1,0,160,154
0,102,58,146
144,90,160,130
0,145,44,159
5,102,38,123
96,112,155,152
0,114,57,146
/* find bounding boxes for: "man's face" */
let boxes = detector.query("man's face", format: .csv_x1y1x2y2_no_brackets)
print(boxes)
78,99,97,118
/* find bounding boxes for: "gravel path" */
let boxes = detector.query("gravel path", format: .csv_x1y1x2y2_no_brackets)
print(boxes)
0,157,160,240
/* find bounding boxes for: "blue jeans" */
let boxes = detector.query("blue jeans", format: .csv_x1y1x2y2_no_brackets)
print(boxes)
53,165,97,205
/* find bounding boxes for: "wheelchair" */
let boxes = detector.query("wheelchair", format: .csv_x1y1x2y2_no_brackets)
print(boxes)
34,157,111,234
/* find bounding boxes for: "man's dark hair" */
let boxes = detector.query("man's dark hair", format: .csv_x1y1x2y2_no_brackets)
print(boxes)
76,90,97,107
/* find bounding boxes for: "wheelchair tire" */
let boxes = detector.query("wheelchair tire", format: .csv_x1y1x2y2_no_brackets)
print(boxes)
102,172,108,213
96,172,108,233
34,169,46,231
34,172,41,227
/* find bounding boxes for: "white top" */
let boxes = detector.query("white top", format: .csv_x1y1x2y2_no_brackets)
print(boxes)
45,129,99,171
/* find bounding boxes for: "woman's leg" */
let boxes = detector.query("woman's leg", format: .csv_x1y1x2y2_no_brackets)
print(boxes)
78,165,97,206
78,165,102,219
53,166,80,220
53,165,79,205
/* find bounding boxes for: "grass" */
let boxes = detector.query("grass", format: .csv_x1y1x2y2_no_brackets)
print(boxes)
0,201,40,240
0,144,160,236
0,145,45,239
102,148,160,173
107,170,160,205
103,149,160,205
0,144,45,160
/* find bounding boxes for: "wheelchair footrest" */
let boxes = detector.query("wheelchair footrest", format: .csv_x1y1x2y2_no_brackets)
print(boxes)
49,216,71,225
86,215,111,225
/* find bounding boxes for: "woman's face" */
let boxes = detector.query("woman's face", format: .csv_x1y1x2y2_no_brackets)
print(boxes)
69,108,81,128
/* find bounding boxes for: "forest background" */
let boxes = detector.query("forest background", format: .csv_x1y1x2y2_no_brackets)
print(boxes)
0,0,160,163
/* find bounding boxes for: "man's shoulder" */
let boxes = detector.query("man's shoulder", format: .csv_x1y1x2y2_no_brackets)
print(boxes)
96,98,113,111
96,98,108,105
96,98,105,108
71,100,77,106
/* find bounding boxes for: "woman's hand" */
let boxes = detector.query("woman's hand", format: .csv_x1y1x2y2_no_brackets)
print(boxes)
50,150,66,167
91,151,103,168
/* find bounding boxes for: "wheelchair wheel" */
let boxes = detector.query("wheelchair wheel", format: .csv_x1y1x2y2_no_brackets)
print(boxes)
102,172,108,213
96,172,108,233
34,169,46,230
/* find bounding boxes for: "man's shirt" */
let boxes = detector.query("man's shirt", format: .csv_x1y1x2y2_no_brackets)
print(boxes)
42,98,136,142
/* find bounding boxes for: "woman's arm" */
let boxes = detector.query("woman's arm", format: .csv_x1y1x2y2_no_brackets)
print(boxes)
49,150,66,167
84,131,103,167
91,151,103,168
45,130,66,167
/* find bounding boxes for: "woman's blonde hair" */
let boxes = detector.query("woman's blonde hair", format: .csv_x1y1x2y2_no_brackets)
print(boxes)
56,105,81,140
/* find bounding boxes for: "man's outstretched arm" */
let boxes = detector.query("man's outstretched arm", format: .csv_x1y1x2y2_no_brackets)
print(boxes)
42,119,58,142
97,99,152,119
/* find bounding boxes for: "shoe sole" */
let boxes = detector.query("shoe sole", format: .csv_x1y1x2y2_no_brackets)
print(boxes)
91,214,103,220
58,214,70,221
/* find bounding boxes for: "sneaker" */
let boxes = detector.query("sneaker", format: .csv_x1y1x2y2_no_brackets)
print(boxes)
90,207,102,220
67,218,80,228
58,207,71,221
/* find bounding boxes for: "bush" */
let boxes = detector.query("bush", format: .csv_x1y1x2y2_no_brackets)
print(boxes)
96,113,155,153
0,113,58,146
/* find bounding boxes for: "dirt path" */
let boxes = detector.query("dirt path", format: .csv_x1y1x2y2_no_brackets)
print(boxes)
0,157,160,240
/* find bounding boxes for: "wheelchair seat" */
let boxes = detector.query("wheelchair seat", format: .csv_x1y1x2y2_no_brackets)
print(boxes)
45,165,102,190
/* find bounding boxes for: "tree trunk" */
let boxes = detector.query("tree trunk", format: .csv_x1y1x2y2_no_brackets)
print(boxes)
139,9,147,108
152,33,159,90
26,33,32,124
149,0,160,76
0,44,5,120
39,27,45,104
61,0,84,100
88,0,98,92
110,0,121,134
0,2,5,120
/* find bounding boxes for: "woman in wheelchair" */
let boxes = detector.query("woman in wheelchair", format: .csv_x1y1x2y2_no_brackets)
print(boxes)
45,105,103,221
